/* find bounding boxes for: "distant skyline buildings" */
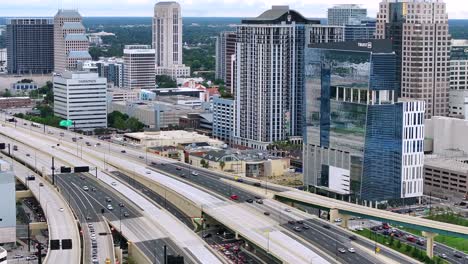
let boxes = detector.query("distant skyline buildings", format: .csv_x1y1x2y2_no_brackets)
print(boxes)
152,1,190,78
376,0,451,119
6,18,54,74
0,1,465,19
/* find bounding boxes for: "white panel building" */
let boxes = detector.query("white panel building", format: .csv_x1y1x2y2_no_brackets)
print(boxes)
53,71,108,130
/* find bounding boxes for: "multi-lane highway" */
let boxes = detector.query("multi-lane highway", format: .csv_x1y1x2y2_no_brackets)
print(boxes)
0,122,224,264
2,154,81,264
1,116,333,264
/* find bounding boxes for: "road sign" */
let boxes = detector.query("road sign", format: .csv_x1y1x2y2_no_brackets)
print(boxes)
59,120,73,127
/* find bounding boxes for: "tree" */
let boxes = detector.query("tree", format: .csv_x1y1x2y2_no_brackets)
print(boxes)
126,117,144,132
396,239,402,249
219,161,225,171
113,116,127,130
2,89,12,97
156,75,177,88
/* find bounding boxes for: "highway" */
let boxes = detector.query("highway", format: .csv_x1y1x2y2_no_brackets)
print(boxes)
0,123,224,264
1,117,332,264
2,154,81,264
371,225,468,264
151,162,414,264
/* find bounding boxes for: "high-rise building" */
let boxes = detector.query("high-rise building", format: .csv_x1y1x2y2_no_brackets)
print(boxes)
233,6,319,150
449,40,468,119
0,160,16,244
54,9,90,73
215,31,236,90
344,19,376,41
6,18,54,74
307,25,345,44
53,71,108,130
153,1,190,78
123,45,156,90
212,96,234,143
327,4,367,26
303,39,425,203
376,0,450,119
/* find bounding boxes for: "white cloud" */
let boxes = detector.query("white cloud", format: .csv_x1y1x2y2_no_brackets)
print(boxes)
0,0,467,18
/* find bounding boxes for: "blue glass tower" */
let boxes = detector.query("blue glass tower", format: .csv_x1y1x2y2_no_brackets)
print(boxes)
303,39,425,202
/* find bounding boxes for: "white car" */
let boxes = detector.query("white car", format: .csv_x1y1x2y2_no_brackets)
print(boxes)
284,208,292,212
334,218,342,223
111,182,117,186
107,204,114,210
83,186,89,191
59,208,64,212
191,171,199,176
348,248,356,253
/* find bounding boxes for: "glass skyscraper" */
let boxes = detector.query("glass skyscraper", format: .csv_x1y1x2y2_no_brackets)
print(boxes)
303,39,425,203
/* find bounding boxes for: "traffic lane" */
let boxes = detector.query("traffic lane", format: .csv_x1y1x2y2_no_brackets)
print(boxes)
151,163,258,202
372,227,462,264
136,238,184,264
110,171,193,227
253,205,376,264
55,175,112,264
248,202,390,264
61,173,142,221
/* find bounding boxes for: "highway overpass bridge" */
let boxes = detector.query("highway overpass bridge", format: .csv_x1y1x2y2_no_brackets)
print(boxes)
275,190,468,258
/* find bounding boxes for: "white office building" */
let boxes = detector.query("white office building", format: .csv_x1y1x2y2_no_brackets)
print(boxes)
327,4,367,26
153,1,190,78
53,71,108,130
0,160,15,244
123,45,156,90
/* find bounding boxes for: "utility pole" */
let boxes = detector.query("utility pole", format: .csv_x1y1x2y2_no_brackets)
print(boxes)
51,157,55,185
163,245,167,264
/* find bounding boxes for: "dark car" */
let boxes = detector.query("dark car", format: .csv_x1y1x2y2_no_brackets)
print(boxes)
288,220,295,225
253,182,261,187
245,199,253,203
322,224,331,229
264,212,270,216
121,150,126,153
296,220,304,224
349,235,357,241
202,233,212,239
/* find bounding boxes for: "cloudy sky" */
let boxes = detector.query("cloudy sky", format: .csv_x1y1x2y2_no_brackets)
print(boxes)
1,0,467,19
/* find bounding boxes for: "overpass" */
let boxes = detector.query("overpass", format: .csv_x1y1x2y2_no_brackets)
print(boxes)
0,119,333,264
0,129,224,264
275,190,468,258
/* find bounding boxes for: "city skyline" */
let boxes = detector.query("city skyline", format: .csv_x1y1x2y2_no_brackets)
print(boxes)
1,0,468,19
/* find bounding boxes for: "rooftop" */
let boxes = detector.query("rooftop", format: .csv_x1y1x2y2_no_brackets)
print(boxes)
55,9,82,19
242,5,319,25
64,34,88,42
425,155,468,174
68,50,92,59
62,22,85,30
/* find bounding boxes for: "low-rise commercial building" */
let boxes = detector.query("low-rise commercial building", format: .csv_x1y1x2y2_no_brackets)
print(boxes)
109,99,206,129
53,71,107,130
424,155,468,200
11,82,38,94
123,130,224,148
107,88,140,102
0,97,33,108
188,149,290,177
0,160,16,243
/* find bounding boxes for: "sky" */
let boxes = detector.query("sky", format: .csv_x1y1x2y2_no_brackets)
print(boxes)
1,0,468,19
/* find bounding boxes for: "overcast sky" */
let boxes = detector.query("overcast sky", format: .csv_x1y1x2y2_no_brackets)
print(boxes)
1,0,467,19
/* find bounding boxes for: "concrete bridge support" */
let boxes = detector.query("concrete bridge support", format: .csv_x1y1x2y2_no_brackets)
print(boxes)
422,231,438,258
